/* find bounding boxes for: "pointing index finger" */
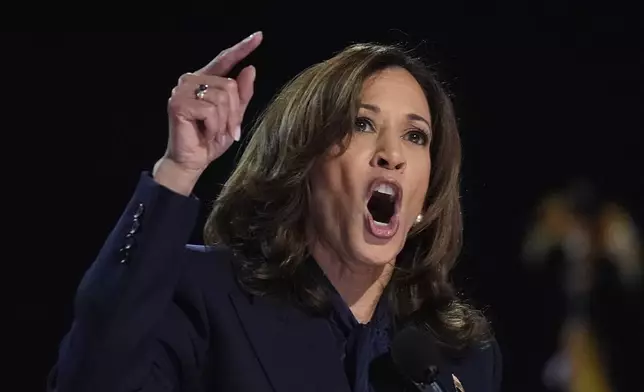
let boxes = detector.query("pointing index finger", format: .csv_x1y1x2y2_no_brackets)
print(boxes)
196,31,263,77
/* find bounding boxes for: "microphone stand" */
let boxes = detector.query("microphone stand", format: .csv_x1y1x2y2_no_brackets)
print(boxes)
409,366,448,392
411,380,446,392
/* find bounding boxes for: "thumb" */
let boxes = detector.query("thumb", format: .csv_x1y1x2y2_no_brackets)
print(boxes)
237,65,256,116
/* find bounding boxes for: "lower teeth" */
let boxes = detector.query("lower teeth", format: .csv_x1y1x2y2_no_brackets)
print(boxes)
374,221,388,226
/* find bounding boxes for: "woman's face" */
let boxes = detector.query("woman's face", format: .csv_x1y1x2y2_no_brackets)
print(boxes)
309,67,432,267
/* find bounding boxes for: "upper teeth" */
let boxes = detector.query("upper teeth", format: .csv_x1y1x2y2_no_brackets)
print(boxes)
375,183,396,196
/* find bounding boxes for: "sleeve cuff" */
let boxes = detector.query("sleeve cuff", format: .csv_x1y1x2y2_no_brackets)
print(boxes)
74,171,202,323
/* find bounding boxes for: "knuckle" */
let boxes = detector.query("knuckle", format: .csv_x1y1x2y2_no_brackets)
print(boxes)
167,96,181,111
223,78,238,92
217,48,230,59
178,72,193,85
168,94,190,113
205,104,218,117
213,91,228,105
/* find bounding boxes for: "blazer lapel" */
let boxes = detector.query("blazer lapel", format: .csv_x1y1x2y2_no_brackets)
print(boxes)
230,291,351,392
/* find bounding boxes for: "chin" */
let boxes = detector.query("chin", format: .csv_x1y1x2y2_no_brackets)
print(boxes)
351,230,406,267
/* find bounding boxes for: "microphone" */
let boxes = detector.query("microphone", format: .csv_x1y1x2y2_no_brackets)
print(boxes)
390,326,448,392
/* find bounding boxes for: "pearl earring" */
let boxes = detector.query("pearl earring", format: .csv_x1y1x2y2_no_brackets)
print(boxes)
415,214,423,224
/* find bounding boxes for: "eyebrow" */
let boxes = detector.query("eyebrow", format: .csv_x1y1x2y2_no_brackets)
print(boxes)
360,103,431,130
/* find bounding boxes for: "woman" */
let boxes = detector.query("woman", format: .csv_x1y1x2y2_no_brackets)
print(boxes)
48,32,502,392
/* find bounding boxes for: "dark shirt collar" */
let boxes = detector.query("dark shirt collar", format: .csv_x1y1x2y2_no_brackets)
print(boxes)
307,256,394,392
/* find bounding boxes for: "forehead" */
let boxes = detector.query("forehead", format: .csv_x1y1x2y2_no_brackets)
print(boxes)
360,67,430,117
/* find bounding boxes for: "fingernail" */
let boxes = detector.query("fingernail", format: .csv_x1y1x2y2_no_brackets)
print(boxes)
243,32,257,43
234,126,241,142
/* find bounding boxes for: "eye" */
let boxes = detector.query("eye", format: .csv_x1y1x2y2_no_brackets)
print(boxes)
404,129,430,146
354,117,375,132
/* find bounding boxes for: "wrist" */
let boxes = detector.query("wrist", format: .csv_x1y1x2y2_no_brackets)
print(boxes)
152,158,202,196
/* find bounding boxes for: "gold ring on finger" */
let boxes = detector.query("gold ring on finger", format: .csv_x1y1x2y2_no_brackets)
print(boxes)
195,84,208,100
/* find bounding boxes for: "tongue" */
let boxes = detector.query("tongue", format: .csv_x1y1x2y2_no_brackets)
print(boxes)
368,191,395,223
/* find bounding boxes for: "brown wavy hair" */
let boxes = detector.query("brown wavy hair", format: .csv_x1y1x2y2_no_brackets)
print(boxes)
204,42,491,352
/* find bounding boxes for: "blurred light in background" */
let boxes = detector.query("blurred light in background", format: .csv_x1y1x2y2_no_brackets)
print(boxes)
521,180,642,392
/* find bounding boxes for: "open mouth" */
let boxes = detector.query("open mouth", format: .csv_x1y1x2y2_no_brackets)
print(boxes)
365,179,402,238
367,184,398,225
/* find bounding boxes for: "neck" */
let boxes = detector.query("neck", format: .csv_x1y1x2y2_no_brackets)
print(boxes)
310,242,394,324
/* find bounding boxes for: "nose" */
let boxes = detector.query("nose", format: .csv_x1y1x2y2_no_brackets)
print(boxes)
370,136,406,171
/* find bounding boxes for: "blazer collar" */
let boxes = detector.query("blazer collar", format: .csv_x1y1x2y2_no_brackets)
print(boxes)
229,290,352,392
229,290,458,392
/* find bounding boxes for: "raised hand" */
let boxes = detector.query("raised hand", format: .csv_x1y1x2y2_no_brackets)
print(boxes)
154,32,263,195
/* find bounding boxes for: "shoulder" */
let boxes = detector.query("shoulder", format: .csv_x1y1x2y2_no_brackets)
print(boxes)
446,338,502,392
178,243,242,298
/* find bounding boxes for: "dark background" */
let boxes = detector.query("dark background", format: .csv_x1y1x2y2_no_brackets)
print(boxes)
5,7,643,391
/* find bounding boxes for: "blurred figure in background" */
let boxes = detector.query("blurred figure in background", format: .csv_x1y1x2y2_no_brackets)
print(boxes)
522,180,642,392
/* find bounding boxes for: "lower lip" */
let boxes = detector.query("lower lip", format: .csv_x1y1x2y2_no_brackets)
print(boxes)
365,212,400,239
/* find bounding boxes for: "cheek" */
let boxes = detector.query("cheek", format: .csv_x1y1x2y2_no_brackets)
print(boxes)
310,160,351,211
321,149,365,190
311,142,372,213
410,186,428,214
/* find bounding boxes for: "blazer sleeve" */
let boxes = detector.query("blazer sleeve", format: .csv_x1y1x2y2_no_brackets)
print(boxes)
48,172,208,392
490,338,503,392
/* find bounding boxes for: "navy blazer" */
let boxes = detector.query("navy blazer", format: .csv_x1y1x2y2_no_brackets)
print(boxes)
48,172,502,392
